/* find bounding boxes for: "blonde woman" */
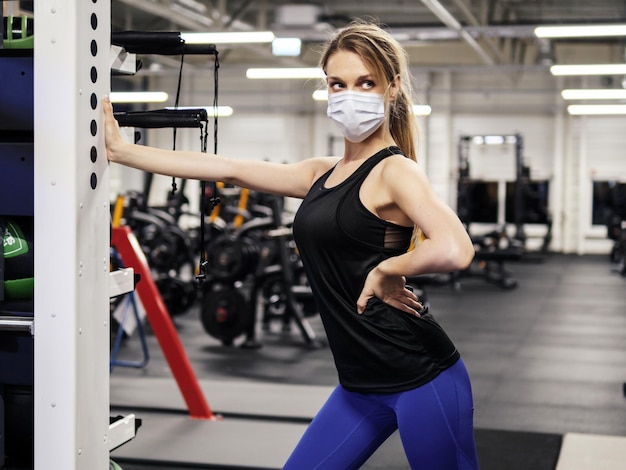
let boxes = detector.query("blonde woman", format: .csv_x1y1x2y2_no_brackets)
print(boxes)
104,20,478,470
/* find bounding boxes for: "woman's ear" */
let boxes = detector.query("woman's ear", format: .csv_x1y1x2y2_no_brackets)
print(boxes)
389,74,401,102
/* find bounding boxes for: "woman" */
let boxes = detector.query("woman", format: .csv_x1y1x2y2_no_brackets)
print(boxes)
105,20,478,470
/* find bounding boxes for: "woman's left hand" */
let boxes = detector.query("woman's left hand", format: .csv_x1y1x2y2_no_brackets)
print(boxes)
356,267,423,317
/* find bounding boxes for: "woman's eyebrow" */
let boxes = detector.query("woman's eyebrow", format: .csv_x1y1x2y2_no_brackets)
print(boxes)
326,74,374,82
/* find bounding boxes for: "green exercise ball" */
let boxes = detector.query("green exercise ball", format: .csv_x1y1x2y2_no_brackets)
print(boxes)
3,217,34,300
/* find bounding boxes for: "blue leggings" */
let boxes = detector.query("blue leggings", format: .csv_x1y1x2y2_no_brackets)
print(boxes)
283,359,478,470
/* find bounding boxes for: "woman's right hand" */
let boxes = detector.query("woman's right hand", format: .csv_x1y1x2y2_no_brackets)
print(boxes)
102,96,123,162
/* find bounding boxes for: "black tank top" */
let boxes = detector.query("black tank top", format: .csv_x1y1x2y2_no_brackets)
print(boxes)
292,146,460,393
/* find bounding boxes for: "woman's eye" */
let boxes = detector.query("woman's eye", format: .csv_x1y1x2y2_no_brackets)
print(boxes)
362,81,375,89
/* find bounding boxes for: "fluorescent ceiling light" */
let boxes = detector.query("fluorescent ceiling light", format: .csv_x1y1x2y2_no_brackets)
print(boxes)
247,67,324,79
312,89,327,101
166,106,234,117
561,89,626,100
412,105,432,116
110,91,169,103
472,135,518,145
181,31,275,44
312,89,431,115
567,104,626,115
535,24,626,38
272,38,302,57
550,64,626,76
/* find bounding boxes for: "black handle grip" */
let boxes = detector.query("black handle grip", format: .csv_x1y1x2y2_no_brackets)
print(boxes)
111,31,217,56
114,108,209,129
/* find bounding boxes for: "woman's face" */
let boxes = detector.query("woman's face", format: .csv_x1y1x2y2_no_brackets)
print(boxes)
325,50,386,97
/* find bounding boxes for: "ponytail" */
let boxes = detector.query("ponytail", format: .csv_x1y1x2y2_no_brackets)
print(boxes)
389,89,417,162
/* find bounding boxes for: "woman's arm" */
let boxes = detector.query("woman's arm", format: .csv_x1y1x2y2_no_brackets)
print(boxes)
357,156,475,315
386,158,475,275
103,97,337,199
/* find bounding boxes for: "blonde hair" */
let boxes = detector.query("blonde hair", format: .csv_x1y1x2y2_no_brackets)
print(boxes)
320,20,419,162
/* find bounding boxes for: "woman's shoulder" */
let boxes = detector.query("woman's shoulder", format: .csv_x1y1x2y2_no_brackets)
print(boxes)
304,155,341,174
378,151,420,173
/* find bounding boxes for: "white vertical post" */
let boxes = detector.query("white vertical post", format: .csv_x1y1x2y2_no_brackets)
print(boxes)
577,117,588,254
34,1,110,469
550,100,565,253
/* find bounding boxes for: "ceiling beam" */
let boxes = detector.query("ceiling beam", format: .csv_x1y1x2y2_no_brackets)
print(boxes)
420,0,496,65
453,0,507,63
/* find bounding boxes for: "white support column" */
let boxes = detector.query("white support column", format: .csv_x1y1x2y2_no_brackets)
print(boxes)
550,78,566,253
34,1,111,469
577,117,588,254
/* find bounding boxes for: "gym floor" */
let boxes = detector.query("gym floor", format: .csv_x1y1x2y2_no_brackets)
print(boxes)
109,253,626,469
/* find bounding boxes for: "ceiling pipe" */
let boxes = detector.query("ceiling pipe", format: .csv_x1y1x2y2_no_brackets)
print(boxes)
420,0,495,66
114,0,213,31
452,0,507,64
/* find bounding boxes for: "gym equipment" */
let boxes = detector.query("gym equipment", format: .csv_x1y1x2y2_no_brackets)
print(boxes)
2,16,34,49
455,133,555,289
466,229,522,289
113,225,216,419
458,134,551,247
111,31,217,56
106,26,222,418
200,285,253,345
200,192,274,345
109,248,150,371
114,192,199,316
594,181,626,276
112,27,222,296
198,192,320,348
204,233,259,282
609,223,626,277
2,216,34,300
111,107,211,317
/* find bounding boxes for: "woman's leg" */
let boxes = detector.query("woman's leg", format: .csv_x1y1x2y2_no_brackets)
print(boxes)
396,359,479,470
283,385,398,470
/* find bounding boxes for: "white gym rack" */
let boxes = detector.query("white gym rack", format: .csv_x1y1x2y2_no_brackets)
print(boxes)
24,0,133,468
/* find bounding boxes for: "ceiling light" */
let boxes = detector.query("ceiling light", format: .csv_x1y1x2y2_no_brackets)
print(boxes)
567,104,626,115
181,31,275,45
550,64,626,76
110,91,169,103
412,105,432,116
246,67,325,79
272,38,302,57
471,135,518,145
561,89,626,100
535,24,626,38
312,89,327,101
166,106,233,117
312,89,431,115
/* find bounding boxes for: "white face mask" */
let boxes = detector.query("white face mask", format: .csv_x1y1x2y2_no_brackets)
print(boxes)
327,90,386,143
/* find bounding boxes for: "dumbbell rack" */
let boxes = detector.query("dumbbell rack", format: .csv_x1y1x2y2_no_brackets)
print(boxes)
0,1,135,469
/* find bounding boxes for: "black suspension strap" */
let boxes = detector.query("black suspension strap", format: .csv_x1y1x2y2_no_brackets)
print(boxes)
197,51,220,283
169,52,186,194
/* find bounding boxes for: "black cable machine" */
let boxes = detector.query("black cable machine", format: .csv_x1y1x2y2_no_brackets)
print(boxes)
455,133,549,289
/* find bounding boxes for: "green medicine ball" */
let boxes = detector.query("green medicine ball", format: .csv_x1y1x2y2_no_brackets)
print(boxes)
3,217,34,300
